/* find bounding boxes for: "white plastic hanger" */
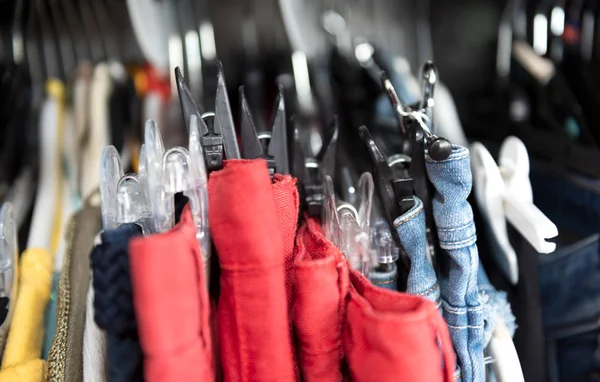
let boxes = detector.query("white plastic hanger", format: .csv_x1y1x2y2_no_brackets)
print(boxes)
488,316,525,382
499,137,558,253
471,137,558,284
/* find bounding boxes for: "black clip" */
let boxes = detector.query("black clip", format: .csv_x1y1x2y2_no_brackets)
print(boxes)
240,85,289,178
176,63,240,172
358,125,414,246
293,117,339,217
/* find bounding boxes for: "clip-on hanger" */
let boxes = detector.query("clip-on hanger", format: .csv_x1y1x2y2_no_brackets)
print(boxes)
141,116,211,260
176,64,241,172
99,145,151,233
240,85,290,178
358,123,414,237
322,173,374,276
471,136,558,285
293,117,338,217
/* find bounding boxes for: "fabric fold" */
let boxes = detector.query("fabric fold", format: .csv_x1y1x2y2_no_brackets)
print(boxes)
209,159,295,382
292,217,347,382
344,268,456,382
129,206,213,382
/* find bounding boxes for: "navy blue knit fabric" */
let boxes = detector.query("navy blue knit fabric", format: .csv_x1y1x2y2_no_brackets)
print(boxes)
91,223,144,382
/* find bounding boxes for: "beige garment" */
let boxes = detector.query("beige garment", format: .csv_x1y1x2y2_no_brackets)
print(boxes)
47,193,103,382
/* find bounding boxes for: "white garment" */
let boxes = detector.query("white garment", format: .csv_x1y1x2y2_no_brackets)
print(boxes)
81,64,113,200
26,97,59,250
83,231,107,382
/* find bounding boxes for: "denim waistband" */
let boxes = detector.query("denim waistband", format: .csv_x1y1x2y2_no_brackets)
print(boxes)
427,146,485,382
394,197,441,304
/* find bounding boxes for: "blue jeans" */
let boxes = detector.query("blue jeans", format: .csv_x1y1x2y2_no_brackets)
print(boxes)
369,263,398,291
531,166,600,382
394,197,441,304
426,146,485,382
477,263,516,347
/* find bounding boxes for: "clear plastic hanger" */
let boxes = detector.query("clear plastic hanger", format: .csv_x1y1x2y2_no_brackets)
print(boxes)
323,173,375,276
99,145,151,234
0,203,17,303
143,116,210,261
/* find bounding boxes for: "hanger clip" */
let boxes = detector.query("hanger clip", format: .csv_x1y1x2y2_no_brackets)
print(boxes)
0,203,17,302
293,117,339,216
240,85,289,178
176,63,240,173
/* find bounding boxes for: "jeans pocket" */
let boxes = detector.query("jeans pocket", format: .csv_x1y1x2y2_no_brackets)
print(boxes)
546,318,600,382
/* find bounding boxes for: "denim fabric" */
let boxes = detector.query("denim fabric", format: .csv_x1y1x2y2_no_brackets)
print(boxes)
532,166,600,382
426,146,485,382
394,197,441,304
369,263,398,291
478,263,516,347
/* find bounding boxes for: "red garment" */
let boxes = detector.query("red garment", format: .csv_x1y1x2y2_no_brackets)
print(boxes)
209,159,295,382
293,217,348,382
272,173,301,381
128,206,214,382
344,268,456,382
295,217,455,382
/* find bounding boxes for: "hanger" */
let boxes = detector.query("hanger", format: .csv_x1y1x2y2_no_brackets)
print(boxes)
0,203,18,328
126,0,168,71
47,0,75,80
176,0,202,104
471,137,558,284
322,173,374,276
240,85,289,177
75,0,106,63
90,0,121,62
176,64,240,172
34,0,62,81
358,125,413,248
293,117,338,217
59,0,91,65
0,203,17,304
141,116,211,260
99,145,151,233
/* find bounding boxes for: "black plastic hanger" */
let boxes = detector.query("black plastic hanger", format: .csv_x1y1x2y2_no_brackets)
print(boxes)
176,63,241,172
35,0,62,81
240,85,289,177
358,125,413,248
90,0,120,62
293,116,338,217
47,0,75,80
75,0,106,62
59,0,91,64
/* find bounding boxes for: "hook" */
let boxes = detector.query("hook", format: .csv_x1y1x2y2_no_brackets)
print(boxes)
382,68,452,161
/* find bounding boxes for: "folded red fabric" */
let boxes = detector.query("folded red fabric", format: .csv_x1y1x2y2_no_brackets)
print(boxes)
293,217,348,382
344,268,456,382
209,159,295,382
272,173,301,381
128,206,214,382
